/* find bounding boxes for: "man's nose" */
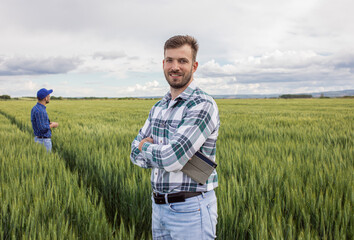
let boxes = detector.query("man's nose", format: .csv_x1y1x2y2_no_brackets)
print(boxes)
171,61,180,71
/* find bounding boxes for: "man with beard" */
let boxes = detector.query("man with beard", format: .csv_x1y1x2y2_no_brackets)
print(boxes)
131,35,220,239
31,88,58,152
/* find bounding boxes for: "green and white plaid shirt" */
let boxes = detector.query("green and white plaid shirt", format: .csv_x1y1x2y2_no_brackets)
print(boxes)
130,81,220,193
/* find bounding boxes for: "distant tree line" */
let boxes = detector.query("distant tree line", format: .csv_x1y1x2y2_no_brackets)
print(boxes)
0,95,11,100
279,94,312,99
50,96,63,100
2,94,353,100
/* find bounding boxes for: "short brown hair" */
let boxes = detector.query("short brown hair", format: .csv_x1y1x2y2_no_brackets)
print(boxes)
164,35,199,62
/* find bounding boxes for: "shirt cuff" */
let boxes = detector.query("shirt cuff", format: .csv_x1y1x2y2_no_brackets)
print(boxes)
141,141,153,162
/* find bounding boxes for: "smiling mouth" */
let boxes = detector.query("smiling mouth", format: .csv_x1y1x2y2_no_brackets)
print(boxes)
169,72,182,77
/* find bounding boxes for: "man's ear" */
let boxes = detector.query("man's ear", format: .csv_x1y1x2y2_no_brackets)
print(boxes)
192,61,198,73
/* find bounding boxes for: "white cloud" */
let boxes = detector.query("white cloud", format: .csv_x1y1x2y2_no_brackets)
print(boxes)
198,50,328,77
125,81,168,97
0,76,41,97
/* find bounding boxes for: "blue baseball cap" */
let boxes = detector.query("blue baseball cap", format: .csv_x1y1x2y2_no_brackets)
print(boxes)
37,88,53,100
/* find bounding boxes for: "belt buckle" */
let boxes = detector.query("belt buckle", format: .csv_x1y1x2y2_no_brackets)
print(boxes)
154,197,165,204
153,192,165,204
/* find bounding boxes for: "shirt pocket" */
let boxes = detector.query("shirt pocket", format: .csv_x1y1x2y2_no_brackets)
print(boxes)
164,120,180,137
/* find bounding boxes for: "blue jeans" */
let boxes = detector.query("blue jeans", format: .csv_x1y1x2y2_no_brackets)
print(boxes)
34,137,52,152
152,190,217,240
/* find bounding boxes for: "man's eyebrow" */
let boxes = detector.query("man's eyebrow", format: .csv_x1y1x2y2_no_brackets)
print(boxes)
165,57,189,60
178,57,189,62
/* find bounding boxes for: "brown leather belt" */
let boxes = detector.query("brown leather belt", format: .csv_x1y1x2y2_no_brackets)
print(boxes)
153,191,203,204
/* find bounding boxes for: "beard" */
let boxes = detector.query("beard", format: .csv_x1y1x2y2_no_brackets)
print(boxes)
164,67,193,89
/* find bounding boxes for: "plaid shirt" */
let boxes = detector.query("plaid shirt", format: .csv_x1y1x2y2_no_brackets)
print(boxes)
31,103,51,138
130,81,220,193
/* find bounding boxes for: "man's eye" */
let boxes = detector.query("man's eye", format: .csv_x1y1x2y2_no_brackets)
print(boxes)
166,59,172,63
179,59,187,63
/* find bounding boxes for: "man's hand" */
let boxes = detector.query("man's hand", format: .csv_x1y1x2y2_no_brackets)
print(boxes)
139,137,153,151
50,122,59,128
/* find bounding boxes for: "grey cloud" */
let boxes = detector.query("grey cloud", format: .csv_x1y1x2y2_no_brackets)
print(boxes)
93,51,126,60
335,62,354,69
2,0,353,64
0,56,81,76
333,54,354,73
128,56,140,60
196,51,354,87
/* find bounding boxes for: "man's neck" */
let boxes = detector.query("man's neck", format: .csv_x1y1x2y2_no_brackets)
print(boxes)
38,100,47,106
170,79,193,100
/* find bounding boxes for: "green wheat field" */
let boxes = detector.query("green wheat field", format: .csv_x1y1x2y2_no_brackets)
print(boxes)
0,98,353,239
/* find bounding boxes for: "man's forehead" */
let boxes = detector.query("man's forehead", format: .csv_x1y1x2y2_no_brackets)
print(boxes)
164,45,193,59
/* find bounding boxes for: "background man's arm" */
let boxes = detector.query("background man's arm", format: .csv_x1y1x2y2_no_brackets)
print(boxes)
35,111,51,134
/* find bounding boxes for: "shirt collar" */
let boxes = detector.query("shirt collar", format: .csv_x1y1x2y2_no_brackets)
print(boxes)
161,80,197,104
178,81,197,101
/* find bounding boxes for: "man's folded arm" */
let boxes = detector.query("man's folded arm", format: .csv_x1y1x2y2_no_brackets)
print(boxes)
140,100,218,172
130,114,159,169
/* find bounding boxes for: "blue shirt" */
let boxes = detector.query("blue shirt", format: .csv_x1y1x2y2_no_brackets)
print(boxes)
131,81,220,193
31,103,51,138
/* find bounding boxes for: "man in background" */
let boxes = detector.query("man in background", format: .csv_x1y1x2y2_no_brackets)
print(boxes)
31,88,58,152
131,35,220,239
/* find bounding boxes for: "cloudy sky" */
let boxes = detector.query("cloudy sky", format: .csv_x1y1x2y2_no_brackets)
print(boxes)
0,0,353,97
